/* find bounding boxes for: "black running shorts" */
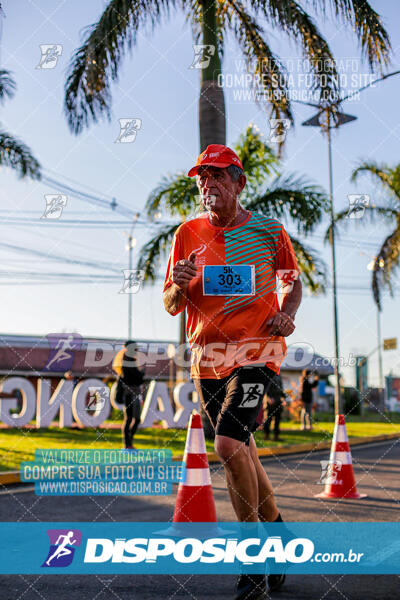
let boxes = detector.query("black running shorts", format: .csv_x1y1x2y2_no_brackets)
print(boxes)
193,365,276,446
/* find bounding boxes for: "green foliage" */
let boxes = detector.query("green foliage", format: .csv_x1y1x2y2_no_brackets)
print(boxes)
0,130,41,180
137,125,329,293
289,235,327,293
244,174,328,235
0,70,41,180
64,0,391,138
0,69,16,104
146,174,199,219
310,0,391,69
330,159,400,309
136,223,180,281
64,0,173,134
234,124,279,194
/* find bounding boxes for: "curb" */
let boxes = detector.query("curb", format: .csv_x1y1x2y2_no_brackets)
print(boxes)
203,431,400,464
1,432,399,485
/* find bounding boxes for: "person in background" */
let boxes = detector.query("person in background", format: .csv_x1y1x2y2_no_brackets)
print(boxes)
300,369,319,431
264,373,286,441
112,340,144,450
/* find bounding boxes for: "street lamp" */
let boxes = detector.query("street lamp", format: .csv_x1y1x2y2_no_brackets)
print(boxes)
298,70,400,414
167,343,176,398
302,109,357,415
367,257,385,390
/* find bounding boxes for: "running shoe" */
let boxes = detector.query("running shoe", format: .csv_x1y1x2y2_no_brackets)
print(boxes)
267,573,286,592
234,574,268,599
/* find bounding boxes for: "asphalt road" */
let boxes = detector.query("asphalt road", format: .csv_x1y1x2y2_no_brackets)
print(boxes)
0,438,399,599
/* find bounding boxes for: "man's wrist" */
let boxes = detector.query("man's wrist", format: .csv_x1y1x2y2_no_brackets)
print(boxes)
281,310,296,321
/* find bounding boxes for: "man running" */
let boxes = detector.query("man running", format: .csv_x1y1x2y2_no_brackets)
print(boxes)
163,144,302,599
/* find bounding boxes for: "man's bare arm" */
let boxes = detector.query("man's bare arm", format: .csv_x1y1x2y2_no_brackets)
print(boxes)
280,278,302,320
268,278,302,336
163,283,187,315
163,252,197,316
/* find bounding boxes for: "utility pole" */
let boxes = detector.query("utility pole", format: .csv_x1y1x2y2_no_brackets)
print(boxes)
377,308,384,389
303,110,357,414
326,117,342,415
126,212,140,339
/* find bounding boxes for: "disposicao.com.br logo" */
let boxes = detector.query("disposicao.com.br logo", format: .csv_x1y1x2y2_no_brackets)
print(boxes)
17,522,397,575
42,529,82,567
83,535,314,565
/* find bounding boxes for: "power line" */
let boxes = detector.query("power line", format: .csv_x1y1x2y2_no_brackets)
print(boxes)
41,175,134,217
0,241,121,273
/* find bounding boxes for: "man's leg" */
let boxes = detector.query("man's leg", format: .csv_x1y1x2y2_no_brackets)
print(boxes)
215,435,259,522
274,404,282,439
248,434,279,522
263,407,272,437
300,405,306,430
307,403,313,430
122,399,134,448
130,394,142,443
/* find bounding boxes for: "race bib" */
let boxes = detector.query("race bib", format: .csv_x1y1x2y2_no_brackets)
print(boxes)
203,265,255,296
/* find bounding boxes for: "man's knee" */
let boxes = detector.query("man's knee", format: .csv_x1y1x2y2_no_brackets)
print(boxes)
214,435,249,464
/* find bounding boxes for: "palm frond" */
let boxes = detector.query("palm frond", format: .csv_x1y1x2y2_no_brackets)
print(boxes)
351,160,400,198
0,130,41,179
244,174,328,234
308,0,391,69
136,222,180,282
0,69,16,104
234,124,279,194
254,0,340,106
145,173,199,219
289,234,328,294
223,0,293,153
371,219,400,310
187,0,225,59
64,0,173,134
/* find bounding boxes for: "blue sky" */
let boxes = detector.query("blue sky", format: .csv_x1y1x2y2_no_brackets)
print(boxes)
1,0,400,387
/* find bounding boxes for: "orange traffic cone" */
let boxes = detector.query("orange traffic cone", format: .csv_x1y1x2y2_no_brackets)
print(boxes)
315,414,367,499
173,411,217,522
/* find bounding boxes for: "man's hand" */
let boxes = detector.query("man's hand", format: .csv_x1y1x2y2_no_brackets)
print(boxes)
267,311,295,337
172,252,197,290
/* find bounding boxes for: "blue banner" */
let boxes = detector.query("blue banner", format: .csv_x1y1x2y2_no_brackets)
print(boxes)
21,449,183,496
0,522,399,574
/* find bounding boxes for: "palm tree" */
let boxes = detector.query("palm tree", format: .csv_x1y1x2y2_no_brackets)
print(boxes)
63,0,390,150
140,125,328,292
0,69,41,179
327,161,400,311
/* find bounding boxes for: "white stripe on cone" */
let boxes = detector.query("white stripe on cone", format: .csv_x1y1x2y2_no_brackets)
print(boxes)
335,425,349,443
181,468,211,486
329,451,352,465
184,428,207,455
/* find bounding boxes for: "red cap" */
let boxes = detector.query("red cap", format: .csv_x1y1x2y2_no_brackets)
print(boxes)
187,144,243,177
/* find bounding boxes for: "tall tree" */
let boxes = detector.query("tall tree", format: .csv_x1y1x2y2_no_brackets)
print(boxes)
0,69,41,179
138,125,328,296
64,0,391,150
327,161,400,311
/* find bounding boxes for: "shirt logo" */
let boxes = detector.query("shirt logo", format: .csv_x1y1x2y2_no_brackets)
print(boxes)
238,383,264,408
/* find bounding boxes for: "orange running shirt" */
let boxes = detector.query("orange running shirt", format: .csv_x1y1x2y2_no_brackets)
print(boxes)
163,211,299,380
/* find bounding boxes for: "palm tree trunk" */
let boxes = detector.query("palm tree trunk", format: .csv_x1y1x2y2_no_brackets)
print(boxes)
177,0,226,437
199,0,226,151
195,0,225,439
